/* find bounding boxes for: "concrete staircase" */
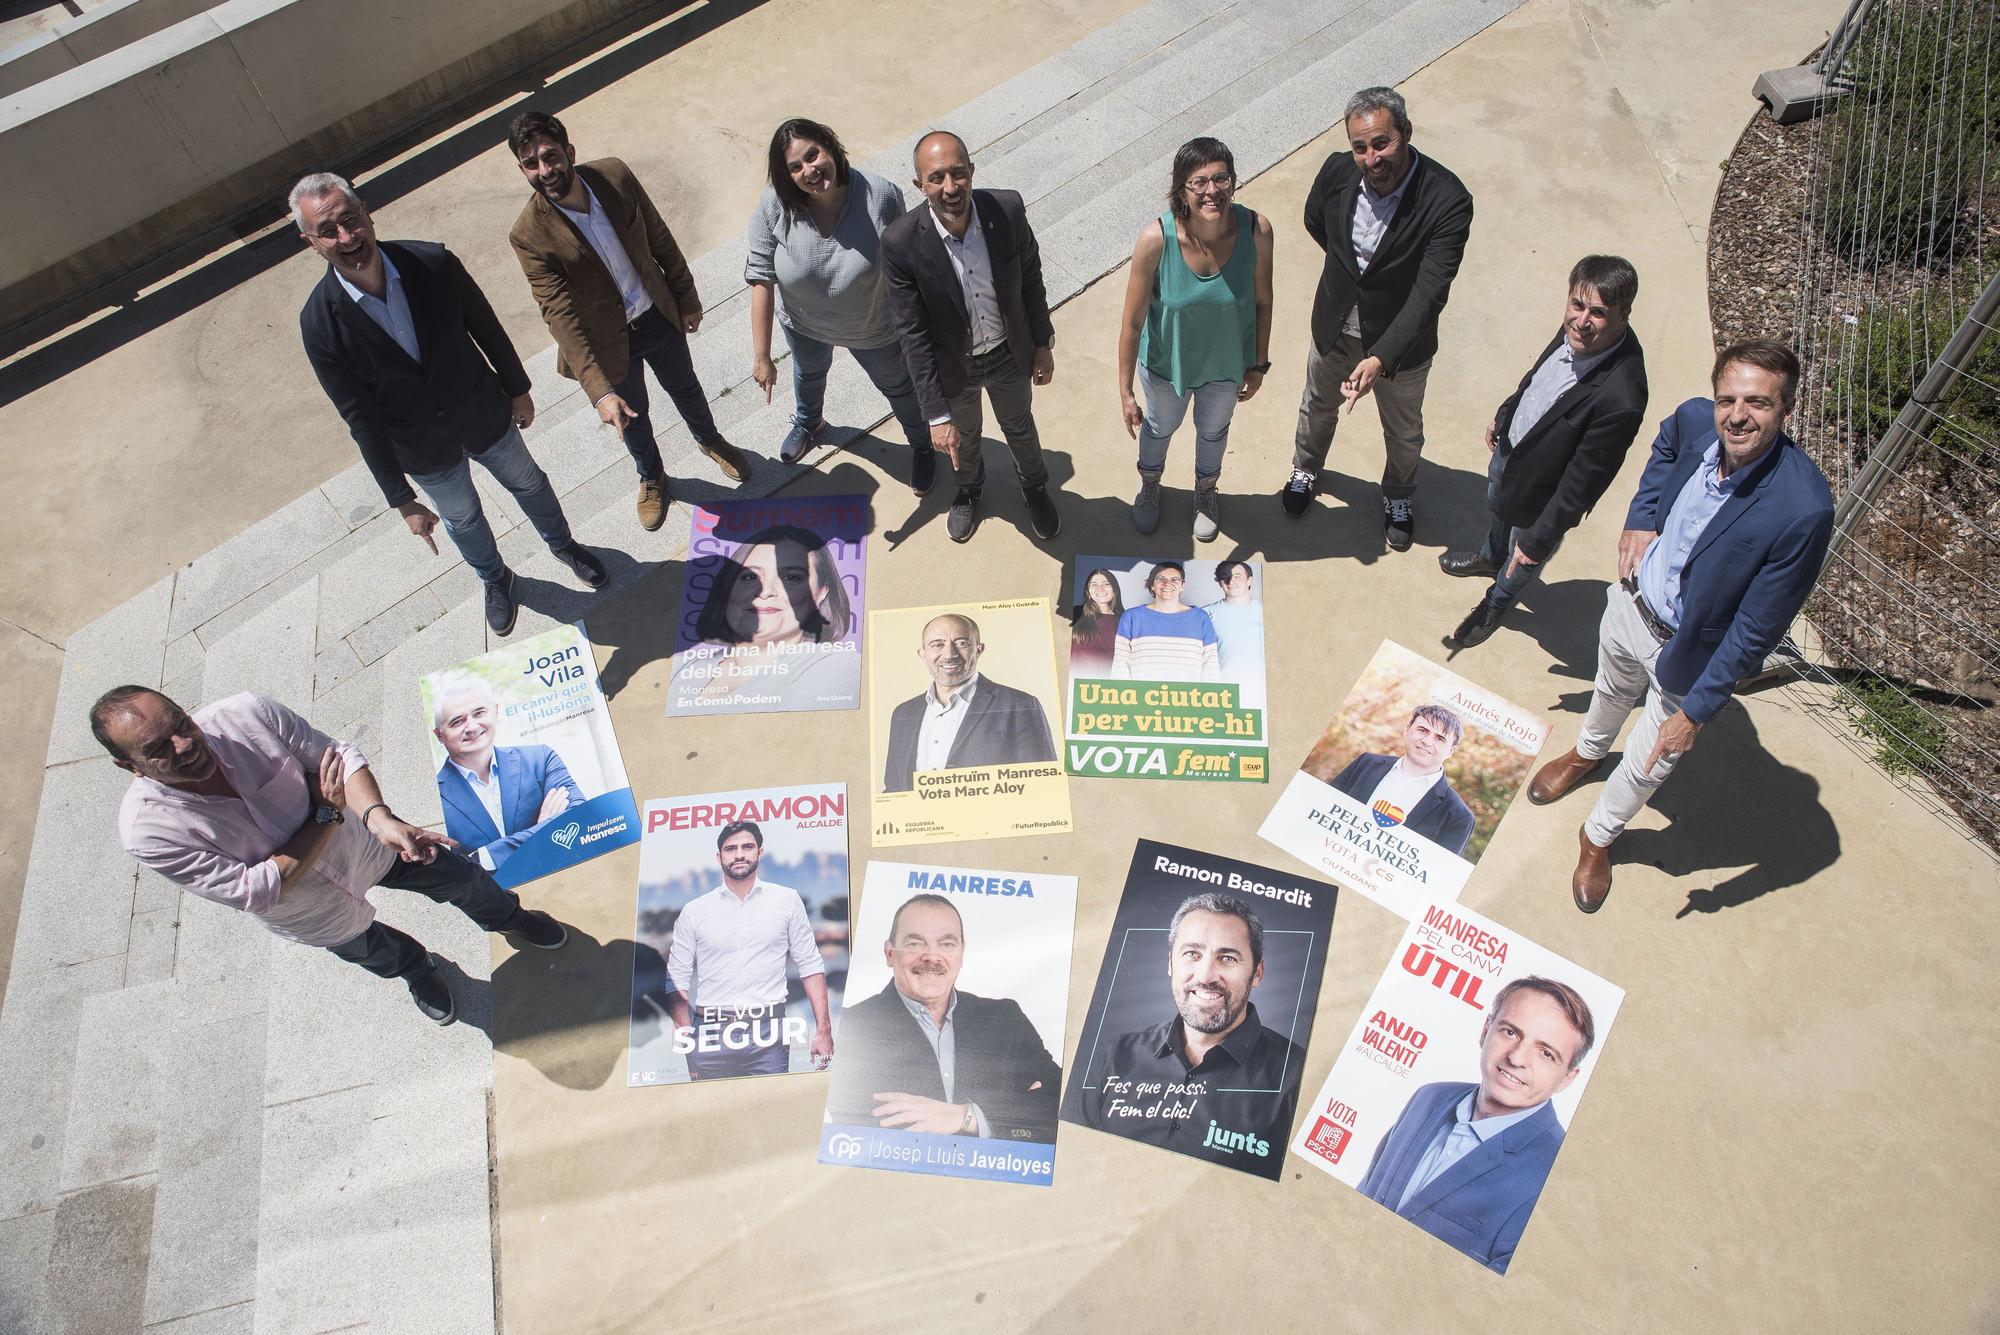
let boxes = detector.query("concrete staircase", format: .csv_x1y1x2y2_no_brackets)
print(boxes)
0,0,1524,1329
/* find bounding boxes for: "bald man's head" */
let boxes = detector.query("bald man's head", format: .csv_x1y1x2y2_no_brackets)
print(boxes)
913,130,974,226
917,612,983,693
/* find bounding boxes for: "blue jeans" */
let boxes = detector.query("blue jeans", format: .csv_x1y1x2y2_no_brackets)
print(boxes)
408,425,573,585
1478,441,1563,606
1137,368,1238,480
781,324,929,451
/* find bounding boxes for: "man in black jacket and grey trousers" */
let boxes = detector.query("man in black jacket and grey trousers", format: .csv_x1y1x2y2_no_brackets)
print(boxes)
1287,87,1473,551
1440,256,1650,650
295,173,607,635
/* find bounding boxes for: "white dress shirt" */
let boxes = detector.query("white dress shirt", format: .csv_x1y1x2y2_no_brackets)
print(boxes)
666,879,826,1009
1507,334,1626,448
1344,149,1419,335
561,182,653,324
1366,758,1446,828
915,675,980,774
335,251,420,361
450,757,506,871
929,206,1009,354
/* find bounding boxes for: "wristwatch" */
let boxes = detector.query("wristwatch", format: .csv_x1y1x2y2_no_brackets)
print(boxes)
1248,360,1272,375
313,804,344,826
960,1105,978,1135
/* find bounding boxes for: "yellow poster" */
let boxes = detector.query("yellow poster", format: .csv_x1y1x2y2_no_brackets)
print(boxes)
866,598,1073,847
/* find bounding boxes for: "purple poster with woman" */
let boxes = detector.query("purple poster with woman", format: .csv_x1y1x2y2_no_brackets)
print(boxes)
665,496,868,716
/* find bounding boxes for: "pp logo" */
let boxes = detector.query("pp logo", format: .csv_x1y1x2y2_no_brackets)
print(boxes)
827,1133,864,1161
1303,1116,1352,1165
550,822,582,851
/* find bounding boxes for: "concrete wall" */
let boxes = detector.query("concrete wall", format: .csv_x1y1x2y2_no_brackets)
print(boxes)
0,0,657,333
0,0,215,100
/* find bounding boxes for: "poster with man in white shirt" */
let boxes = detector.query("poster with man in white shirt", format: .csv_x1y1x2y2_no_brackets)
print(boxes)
628,783,850,1085
1259,641,1548,920
420,622,640,890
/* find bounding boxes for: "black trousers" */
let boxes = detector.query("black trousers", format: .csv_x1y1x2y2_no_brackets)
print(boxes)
615,306,721,478
325,848,525,980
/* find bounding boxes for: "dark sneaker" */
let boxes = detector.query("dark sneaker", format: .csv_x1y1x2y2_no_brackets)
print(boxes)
506,909,568,951
1024,486,1061,541
1445,597,1507,651
1132,470,1163,534
1438,549,1499,578
700,436,750,481
1281,467,1315,517
1384,498,1415,551
554,543,608,589
910,446,938,497
484,570,519,637
946,487,980,544
407,956,457,1026
778,420,822,465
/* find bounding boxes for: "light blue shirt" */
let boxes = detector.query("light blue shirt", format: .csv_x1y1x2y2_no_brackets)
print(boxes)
1637,438,1744,629
897,987,989,1137
1506,334,1625,448
1397,1090,1542,1212
335,251,420,362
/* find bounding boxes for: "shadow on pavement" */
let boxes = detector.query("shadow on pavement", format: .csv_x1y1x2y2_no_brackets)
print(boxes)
490,926,636,1090
0,0,770,392
1609,704,1841,916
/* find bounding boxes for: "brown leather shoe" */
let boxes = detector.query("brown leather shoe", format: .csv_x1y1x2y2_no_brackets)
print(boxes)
1572,828,1612,913
636,477,669,531
700,437,749,482
1529,748,1602,805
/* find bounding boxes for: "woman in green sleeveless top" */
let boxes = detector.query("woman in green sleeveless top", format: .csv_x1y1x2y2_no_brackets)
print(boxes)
1116,137,1274,541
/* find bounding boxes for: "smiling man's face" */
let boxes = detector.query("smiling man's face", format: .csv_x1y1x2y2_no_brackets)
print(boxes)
298,188,378,280
1474,989,1585,1119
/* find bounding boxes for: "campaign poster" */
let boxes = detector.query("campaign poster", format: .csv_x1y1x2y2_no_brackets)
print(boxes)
866,598,1071,848
1259,640,1549,921
1064,556,1268,784
664,495,868,716
818,860,1078,1186
1058,840,1337,1181
1292,901,1624,1275
627,784,851,1086
418,622,639,890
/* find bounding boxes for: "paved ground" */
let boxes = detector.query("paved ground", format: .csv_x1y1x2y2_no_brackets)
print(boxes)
8,0,2000,1330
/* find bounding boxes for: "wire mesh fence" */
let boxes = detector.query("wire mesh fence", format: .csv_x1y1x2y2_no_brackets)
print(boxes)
1784,0,1999,854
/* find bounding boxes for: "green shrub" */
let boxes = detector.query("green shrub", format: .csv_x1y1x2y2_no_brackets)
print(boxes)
1842,676,1949,777
1833,300,2000,469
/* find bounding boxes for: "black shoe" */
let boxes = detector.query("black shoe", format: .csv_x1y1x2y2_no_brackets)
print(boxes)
1384,498,1414,551
1024,485,1061,540
506,909,568,951
407,957,457,1026
1438,549,1499,578
484,570,518,636
1445,597,1507,651
910,446,938,497
553,543,608,589
947,487,980,543
1281,468,1315,517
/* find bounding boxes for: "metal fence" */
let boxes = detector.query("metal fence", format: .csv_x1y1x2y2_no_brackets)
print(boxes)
1781,0,1998,854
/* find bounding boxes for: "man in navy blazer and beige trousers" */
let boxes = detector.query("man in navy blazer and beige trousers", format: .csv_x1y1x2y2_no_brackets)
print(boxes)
1530,340,1834,911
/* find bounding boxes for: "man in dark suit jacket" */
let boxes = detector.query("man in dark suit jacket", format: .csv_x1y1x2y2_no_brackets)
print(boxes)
1530,340,1835,911
880,131,1061,545
826,893,1060,1143
882,613,1054,793
1356,976,1595,1274
294,174,606,637
1286,87,1474,552
1324,704,1475,855
1441,256,1651,651
505,111,749,533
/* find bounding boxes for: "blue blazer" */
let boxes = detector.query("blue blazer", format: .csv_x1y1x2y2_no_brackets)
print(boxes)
1357,1080,1564,1275
1625,399,1833,724
1328,752,1475,855
436,745,586,871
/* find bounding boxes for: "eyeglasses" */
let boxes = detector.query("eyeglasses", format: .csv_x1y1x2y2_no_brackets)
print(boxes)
1185,173,1235,193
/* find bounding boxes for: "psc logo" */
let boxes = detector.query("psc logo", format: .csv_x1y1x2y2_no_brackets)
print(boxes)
550,821,583,850
826,1133,864,1161
1303,1116,1352,1165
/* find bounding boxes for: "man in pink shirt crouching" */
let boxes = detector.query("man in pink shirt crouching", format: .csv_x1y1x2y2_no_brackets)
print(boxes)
97,686,569,1025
